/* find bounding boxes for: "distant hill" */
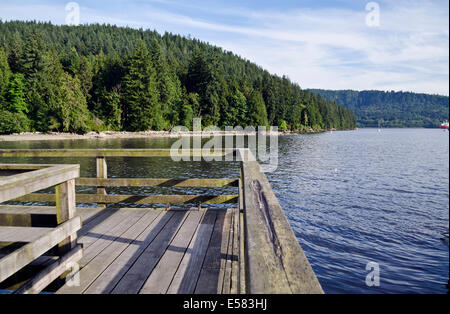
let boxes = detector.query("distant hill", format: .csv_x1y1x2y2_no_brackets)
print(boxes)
309,89,449,128
0,20,356,134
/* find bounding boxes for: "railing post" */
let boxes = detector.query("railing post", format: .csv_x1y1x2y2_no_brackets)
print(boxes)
56,178,79,283
96,157,107,207
55,179,77,254
238,166,246,294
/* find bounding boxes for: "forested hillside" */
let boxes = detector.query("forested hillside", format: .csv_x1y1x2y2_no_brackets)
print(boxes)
0,20,355,134
310,89,448,128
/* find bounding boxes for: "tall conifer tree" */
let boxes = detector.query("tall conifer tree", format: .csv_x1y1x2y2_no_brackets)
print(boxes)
122,40,160,131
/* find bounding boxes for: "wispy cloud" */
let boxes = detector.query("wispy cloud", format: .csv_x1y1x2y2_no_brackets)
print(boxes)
0,0,448,95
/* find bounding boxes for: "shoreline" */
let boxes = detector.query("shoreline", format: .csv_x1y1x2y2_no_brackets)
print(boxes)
0,129,331,142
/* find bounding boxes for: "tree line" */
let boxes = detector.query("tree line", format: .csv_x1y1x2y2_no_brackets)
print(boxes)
310,89,449,128
0,20,356,134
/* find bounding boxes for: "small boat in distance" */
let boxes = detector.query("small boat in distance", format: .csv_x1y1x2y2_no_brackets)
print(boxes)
440,120,449,129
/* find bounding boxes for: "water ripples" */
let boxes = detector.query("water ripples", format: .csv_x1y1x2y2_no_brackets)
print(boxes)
269,129,449,293
0,129,448,293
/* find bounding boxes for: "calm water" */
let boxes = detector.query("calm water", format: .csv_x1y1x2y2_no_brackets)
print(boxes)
1,128,448,293
268,129,449,294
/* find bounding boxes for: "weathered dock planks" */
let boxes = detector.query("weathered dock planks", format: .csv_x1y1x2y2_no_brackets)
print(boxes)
139,211,204,294
111,210,190,294
54,207,237,294
165,210,217,294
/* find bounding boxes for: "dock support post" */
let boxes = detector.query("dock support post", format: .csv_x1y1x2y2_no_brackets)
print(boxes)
96,157,107,207
55,179,78,282
55,179,77,253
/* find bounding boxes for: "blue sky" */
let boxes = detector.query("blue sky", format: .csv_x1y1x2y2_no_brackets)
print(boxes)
1,0,448,95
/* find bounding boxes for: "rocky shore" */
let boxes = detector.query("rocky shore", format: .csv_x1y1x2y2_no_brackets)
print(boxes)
0,128,335,142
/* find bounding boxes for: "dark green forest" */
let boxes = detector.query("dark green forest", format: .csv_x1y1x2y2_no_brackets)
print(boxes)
310,89,449,128
0,20,356,134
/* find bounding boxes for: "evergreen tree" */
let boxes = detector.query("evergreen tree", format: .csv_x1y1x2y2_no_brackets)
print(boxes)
77,56,94,102
278,119,288,131
90,52,124,129
102,85,122,130
306,93,323,129
62,47,82,76
31,47,67,131
224,81,247,126
290,89,305,130
7,73,28,114
204,53,226,126
247,89,269,127
0,48,11,106
186,48,224,126
149,39,177,128
17,29,46,78
7,31,24,73
58,72,90,133
180,91,198,130
121,40,160,131
186,48,210,122
262,72,278,125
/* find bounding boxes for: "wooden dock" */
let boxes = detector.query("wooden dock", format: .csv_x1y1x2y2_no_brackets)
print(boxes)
0,149,323,294
0,205,239,294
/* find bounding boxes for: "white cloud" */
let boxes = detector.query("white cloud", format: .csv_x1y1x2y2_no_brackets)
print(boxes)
0,0,448,95
131,1,449,95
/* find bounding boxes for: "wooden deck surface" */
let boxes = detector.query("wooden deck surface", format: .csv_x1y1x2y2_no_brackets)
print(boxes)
0,205,239,294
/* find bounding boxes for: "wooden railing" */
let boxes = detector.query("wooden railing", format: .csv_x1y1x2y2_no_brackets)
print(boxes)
0,148,323,294
238,149,323,293
1,149,238,208
0,163,82,294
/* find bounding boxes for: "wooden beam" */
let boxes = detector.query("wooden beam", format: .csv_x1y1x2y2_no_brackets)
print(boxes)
0,226,53,242
75,177,239,187
0,164,52,170
239,149,323,294
0,216,81,283
13,245,83,294
96,157,107,207
14,193,239,204
0,164,79,203
56,179,77,254
0,149,236,158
